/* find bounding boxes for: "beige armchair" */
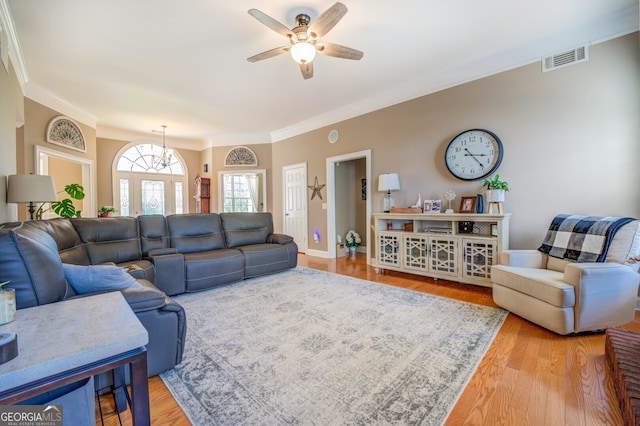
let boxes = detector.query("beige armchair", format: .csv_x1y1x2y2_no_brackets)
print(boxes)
491,218,640,335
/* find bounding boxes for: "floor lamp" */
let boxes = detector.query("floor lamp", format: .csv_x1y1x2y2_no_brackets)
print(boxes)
378,173,400,213
7,174,58,220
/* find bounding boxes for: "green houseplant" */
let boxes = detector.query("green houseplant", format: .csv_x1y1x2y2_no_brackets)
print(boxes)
483,174,509,202
36,183,85,219
98,206,117,217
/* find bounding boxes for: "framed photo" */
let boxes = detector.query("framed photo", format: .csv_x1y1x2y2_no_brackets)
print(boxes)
423,200,432,212
459,197,476,213
431,199,441,213
490,224,498,236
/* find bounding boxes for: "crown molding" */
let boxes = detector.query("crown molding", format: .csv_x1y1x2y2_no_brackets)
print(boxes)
24,82,97,128
0,0,28,87
97,125,206,151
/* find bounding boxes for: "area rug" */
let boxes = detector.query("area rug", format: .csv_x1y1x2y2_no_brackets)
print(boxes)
160,267,507,425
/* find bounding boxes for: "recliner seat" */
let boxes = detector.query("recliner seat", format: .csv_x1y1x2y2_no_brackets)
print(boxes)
491,219,640,334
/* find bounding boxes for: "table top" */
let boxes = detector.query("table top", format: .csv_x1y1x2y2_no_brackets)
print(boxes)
0,292,148,392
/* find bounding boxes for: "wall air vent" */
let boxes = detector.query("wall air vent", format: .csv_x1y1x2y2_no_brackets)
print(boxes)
542,46,588,72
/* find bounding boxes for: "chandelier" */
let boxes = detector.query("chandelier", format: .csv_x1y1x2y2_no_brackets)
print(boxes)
152,125,173,169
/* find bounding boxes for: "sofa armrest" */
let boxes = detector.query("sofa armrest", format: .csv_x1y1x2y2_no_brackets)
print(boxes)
498,250,548,268
564,263,640,331
145,252,186,296
267,233,294,245
120,279,167,312
143,247,178,257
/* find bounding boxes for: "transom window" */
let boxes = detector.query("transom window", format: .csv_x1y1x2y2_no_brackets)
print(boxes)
113,143,187,216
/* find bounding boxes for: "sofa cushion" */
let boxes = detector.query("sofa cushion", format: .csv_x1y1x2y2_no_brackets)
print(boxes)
491,265,575,308
240,244,297,278
220,213,273,248
15,218,90,265
167,213,226,253
182,249,244,291
72,217,141,264
0,225,69,309
118,260,155,282
138,215,170,253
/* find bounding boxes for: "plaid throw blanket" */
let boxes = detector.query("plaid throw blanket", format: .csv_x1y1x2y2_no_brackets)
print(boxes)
538,214,635,262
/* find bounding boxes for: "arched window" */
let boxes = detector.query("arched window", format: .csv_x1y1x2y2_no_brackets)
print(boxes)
113,143,187,216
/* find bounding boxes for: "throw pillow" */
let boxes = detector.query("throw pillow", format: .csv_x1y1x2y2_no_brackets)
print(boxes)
62,263,142,295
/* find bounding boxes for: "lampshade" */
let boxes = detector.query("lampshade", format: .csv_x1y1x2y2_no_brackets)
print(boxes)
7,174,57,203
378,173,400,192
290,42,317,64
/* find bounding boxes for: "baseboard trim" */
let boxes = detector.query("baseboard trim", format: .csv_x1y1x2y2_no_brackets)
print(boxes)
305,248,329,258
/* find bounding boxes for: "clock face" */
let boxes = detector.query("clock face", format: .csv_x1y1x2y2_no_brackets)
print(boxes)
445,129,503,181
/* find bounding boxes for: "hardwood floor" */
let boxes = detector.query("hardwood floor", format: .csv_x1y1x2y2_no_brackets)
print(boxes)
97,253,638,425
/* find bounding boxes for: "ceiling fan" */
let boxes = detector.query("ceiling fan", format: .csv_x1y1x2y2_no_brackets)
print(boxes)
247,2,363,79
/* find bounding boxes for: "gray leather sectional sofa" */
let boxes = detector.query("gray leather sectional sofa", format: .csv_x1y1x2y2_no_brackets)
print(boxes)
0,212,298,379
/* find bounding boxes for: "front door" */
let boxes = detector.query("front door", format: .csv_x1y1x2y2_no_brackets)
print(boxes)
283,163,308,253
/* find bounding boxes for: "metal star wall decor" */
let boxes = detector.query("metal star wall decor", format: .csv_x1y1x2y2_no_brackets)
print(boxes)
308,176,326,200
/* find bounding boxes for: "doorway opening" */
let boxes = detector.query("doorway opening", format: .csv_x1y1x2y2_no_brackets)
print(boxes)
35,145,96,218
326,150,371,263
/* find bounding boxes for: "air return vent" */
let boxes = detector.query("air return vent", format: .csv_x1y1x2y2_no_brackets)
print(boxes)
542,46,588,72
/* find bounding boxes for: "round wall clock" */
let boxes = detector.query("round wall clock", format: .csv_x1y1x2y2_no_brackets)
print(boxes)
444,128,503,181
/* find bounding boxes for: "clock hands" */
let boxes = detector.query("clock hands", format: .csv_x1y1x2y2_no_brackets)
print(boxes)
464,148,485,169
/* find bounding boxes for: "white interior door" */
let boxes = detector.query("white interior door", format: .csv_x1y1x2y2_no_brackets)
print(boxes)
283,163,308,253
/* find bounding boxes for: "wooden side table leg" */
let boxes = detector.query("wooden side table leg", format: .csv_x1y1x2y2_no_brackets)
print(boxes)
129,351,150,426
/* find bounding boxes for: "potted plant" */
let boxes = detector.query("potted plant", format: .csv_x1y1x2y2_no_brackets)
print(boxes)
36,183,85,219
345,230,361,258
98,206,117,217
483,174,510,202
0,281,16,325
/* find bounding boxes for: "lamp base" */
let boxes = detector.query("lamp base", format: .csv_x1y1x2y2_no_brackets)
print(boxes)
383,192,394,213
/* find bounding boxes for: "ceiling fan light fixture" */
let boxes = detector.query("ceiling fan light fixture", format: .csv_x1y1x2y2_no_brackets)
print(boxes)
290,42,316,64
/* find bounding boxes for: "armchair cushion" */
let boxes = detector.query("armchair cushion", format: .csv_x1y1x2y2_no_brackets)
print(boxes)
491,265,574,308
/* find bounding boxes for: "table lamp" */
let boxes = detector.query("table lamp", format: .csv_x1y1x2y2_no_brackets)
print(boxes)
378,173,400,213
7,174,57,220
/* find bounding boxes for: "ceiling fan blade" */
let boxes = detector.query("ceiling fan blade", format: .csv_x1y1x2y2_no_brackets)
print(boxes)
247,46,290,62
300,62,313,79
316,42,363,60
248,9,295,39
309,2,348,39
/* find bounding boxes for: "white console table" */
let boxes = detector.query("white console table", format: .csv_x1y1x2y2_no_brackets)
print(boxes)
0,292,150,425
373,213,510,287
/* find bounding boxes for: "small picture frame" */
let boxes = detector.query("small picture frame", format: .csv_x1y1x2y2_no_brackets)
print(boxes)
423,200,432,212
490,224,498,236
431,200,441,213
459,197,476,213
